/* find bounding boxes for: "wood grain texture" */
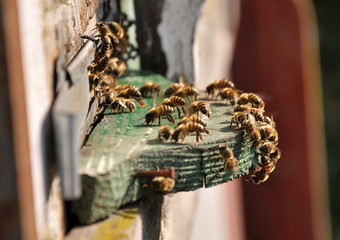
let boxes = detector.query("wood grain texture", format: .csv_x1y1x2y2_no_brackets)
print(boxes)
70,72,258,224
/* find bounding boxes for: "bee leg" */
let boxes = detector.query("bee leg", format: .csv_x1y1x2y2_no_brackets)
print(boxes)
181,106,187,115
167,115,176,124
158,116,161,125
196,132,199,142
199,134,204,141
176,106,181,118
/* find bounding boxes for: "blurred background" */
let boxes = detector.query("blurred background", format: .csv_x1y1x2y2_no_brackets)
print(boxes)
314,0,340,238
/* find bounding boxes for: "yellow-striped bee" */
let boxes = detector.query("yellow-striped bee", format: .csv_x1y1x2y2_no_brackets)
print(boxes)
161,96,186,117
270,147,281,163
230,111,249,129
106,57,126,77
259,156,276,174
250,168,269,185
177,115,207,127
188,101,210,119
117,85,145,107
218,144,238,172
206,80,218,98
140,82,161,97
259,125,279,143
217,78,235,89
174,86,200,101
258,141,277,156
237,93,265,109
243,114,261,146
164,83,182,96
158,125,173,141
219,87,240,105
144,105,175,125
143,176,175,192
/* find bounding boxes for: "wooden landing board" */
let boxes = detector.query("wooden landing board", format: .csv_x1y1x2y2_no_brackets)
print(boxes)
70,72,259,224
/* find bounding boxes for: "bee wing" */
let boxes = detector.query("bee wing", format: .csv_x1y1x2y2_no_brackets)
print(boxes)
152,92,166,108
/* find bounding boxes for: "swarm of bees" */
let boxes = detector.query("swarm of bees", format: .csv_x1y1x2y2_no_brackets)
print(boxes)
205,78,281,184
85,20,280,187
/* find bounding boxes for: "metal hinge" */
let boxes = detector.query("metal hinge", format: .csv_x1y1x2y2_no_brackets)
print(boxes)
52,40,96,200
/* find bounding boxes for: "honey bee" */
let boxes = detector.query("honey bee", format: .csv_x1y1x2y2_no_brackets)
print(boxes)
243,114,261,146
230,111,249,129
259,125,278,143
177,115,207,127
206,80,218,98
88,55,109,73
258,141,277,156
269,147,281,163
237,93,265,109
259,156,276,174
233,104,250,112
217,78,235,89
117,85,145,107
158,125,173,141
248,93,265,109
88,72,100,91
188,101,211,119
174,86,200,101
250,168,269,185
171,124,188,143
98,35,112,58
161,96,186,118
164,83,182,96
218,144,238,172
106,57,126,77
107,21,125,40
219,87,240,105
110,98,136,113
95,21,119,45
143,176,175,192
144,105,175,125
140,82,161,97
186,121,210,142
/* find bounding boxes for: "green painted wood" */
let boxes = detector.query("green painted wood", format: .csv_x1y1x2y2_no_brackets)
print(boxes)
70,71,259,224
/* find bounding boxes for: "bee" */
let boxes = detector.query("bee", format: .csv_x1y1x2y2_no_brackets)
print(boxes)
106,57,126,77
98,35,112,58
248,93,265,109
243,114,261,146
88,55,109,73
110,98,136,113
171,124,188,143
237,93,251,106
259,125,278,143
144,105,175,125
143,176,175,192
107,21,125,40
88,72,100,91
258,141,277,156
269,147,281,163
161,96,186,118
206,80,218,98
140,82,161,97
174,86,200,101
188,101,211,119
95,21,119,45
219,87,240,105
217,78,235,89
117,85,145,107
158,125,173,141
230,111,249,129
177,115,207,127
250,168,269,185
259,156,276,174
186,121,210,142
93,74,116,98
233,104,250,112
164,83,182,96
237,93,265,109
218,145,238,172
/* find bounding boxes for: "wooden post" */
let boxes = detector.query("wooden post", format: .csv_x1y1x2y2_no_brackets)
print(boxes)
232,0,331,239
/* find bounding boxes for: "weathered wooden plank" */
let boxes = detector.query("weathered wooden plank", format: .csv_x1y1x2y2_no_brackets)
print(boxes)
70,72,259,224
